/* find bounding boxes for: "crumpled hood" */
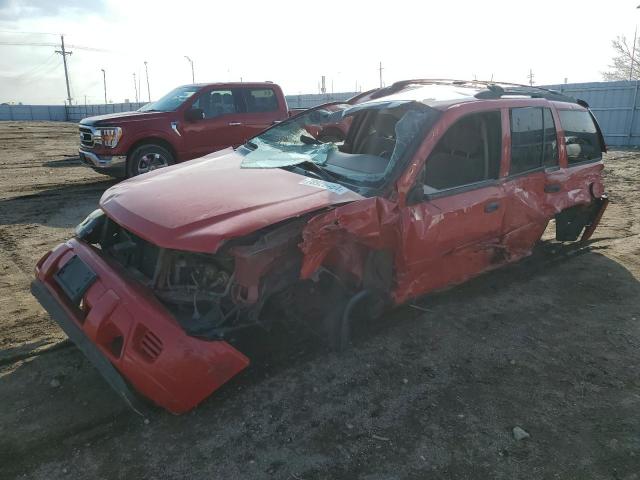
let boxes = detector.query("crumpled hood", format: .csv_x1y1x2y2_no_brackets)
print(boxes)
80,110,166,126
100,149,364,252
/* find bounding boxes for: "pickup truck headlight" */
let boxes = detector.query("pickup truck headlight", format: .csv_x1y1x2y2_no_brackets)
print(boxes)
95,127,122,148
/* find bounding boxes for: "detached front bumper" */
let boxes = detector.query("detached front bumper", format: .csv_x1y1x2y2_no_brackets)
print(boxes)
79,149,127,176
31,239,250,414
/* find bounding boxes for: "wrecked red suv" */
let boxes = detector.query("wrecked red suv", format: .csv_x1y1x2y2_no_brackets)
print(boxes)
32,80,608,414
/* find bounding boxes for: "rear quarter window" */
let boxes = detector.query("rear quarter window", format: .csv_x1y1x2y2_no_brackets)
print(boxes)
558,110,603,164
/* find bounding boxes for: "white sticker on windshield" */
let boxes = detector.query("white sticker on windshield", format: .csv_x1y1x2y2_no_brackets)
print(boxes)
299,177,349,195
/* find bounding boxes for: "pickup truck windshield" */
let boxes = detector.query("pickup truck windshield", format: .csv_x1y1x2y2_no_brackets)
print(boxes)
240,101,441,192
138,85,199,112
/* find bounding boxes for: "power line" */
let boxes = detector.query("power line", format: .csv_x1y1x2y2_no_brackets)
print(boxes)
0,29,59,36
0,41,109,52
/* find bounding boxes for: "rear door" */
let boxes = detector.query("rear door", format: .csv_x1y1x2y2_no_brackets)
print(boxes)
500,106,558,259
181,88,247,159
395,110,506,300
240,86,284,139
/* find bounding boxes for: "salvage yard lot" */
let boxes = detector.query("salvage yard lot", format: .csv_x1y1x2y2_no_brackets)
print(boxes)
0,121,639,479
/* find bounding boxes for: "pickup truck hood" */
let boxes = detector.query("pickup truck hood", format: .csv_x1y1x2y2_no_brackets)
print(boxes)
80,110,167,126
100,149,364,252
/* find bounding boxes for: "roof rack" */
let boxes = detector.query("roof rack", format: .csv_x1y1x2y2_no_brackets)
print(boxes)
369,78,578,104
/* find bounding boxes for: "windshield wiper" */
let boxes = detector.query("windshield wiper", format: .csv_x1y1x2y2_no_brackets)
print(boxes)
298,160,338,183
244,141,258,150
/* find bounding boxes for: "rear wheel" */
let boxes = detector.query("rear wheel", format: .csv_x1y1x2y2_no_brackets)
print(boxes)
127,144,175,177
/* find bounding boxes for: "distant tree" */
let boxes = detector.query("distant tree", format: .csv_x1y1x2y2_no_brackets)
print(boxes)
603,35,640,81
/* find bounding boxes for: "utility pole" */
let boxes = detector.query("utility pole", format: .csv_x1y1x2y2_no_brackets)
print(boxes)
101,68,107,104
378,61,384,88
321,76,326,94
528,68,535,86
133,73,139,103
144,61,151,102
184,56,195,83
55,35,73,106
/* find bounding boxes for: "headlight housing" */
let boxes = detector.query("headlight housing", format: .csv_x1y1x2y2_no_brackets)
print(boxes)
75,209,106,242
95,127,122,148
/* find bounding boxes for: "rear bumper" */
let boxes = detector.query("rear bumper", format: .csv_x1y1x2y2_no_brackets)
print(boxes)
31,239,250,414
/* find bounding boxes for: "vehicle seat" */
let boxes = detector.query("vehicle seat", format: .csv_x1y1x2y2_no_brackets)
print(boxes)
210,92,223,117
424,117,486,190
222,94,235,114
361,114,398,157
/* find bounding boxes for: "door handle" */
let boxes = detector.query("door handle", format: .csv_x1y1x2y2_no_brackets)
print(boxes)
484,201,500,213
544,183,561,193
228,122,243,126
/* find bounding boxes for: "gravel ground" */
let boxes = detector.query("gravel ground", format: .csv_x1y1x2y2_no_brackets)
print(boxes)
0,121,639,479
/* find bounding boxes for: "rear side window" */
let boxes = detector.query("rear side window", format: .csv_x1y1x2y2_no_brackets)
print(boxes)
244,88,279,113
558,110,603,164
510,107,558,174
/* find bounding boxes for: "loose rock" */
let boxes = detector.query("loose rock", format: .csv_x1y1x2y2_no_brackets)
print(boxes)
49,378,60,388
512,426,530,441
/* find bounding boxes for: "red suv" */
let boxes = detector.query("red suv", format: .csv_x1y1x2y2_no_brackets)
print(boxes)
78,82,290,177
33,80,608,413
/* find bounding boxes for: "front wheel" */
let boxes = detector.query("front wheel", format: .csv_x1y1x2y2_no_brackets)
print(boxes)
127,144,175,177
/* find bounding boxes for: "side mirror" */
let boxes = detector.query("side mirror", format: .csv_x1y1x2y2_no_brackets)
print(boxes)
185,108,205,122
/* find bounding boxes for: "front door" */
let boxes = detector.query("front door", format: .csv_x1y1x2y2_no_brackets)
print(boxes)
181,88,249,159
395,110,506,303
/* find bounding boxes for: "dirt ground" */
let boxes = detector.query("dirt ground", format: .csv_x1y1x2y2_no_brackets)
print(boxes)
0,121,639,480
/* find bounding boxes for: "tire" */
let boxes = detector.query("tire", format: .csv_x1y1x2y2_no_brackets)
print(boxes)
323,290,371,352
126,144,175,177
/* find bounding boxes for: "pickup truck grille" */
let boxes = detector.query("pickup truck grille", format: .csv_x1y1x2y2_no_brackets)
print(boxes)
79,126,94,148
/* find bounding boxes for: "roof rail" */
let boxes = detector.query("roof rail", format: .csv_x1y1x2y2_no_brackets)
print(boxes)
369,78,578,104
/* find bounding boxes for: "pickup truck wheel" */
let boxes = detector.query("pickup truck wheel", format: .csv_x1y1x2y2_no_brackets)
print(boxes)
127,144,174,177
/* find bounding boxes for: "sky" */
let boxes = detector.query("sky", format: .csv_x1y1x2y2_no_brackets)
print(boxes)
0,0,636,105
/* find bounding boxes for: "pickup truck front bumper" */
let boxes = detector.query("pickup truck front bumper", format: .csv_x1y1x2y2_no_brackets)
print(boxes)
31,239,250,414
79,149,127,176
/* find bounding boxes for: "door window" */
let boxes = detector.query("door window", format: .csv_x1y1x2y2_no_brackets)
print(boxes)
510,107,558,173
192,90,239,119
558,110,603,164
243,88,279,113
543,108,558,167
423,111,501,193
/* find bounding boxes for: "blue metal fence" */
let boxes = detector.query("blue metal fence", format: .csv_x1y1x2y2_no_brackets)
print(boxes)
545,80,640,147
5,82,639,147
0,92,357,123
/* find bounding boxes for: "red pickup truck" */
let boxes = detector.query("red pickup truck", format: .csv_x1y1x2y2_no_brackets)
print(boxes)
78,82,290,177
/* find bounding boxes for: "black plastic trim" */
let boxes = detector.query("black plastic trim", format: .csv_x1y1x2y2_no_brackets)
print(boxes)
30,279,149,417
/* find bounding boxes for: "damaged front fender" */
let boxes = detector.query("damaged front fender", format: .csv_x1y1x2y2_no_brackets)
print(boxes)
299,197,399,283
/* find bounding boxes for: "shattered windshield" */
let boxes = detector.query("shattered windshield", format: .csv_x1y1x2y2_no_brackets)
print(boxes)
240,101,441,193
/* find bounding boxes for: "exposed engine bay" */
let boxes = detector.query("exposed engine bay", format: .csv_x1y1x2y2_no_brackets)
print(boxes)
79,212,312,340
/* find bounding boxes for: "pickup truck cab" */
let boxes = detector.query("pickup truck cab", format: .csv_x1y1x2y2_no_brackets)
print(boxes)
78,82,290,177
34,80,608,414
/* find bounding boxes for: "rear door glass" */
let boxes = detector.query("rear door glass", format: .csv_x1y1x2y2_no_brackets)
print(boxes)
510,107,543,175
543,108,558,167
243,88,279,113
